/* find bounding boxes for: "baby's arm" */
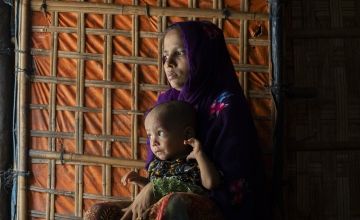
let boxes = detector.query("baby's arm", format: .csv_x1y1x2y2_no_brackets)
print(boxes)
121,171,149,188
185,138,221,190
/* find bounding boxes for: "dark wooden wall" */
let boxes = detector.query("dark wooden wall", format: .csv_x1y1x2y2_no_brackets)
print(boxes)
283,0,360,219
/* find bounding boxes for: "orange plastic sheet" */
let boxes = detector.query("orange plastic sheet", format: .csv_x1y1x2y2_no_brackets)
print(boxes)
28,0,271,218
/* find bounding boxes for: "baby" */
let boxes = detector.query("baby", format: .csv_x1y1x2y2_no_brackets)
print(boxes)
121,100,220,219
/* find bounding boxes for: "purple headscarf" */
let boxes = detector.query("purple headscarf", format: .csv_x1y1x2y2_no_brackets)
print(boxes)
157,21,243,106
148,21,265,219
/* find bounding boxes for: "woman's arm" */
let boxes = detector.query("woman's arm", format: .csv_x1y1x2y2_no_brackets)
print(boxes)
209,93,260,177
120,182,155,220
185,138,221,190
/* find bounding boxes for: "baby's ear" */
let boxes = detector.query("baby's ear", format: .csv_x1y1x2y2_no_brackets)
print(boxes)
184,126,195,139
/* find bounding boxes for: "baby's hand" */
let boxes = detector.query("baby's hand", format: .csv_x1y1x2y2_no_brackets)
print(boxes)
184,138,202,160
121,171,141,186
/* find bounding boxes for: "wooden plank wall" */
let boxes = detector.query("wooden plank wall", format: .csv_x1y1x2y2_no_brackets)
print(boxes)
284,0,360,219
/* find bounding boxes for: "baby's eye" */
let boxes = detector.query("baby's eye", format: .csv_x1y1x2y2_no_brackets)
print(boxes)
176,50,185,56
162,54,169,62
146,133,152,138
157,130,164,137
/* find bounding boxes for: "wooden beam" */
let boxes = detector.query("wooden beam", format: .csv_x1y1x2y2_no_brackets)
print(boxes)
29,149,146,168
16,0,31,219
31,0,269,21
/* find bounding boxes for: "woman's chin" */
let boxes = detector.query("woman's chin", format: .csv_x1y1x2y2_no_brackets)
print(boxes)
167,80,183,90
169,83,182,91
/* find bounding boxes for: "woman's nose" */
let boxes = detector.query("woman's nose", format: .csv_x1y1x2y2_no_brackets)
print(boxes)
165,54,176,67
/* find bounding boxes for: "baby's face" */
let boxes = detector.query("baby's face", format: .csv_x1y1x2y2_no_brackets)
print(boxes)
145,111,187,160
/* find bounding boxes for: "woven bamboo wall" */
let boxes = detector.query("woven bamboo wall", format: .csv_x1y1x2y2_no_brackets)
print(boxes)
284,0,360,219
25,0,271,219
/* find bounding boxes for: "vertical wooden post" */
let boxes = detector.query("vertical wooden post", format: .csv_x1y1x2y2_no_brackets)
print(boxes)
0,1,14,220
75,8,85,217
15,0,30,219
270,0,284,218
131,0,140,199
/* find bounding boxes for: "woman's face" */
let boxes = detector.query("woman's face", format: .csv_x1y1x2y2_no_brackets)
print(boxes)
163,28,189,91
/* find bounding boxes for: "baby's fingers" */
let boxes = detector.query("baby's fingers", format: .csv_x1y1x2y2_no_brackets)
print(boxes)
121,171,135,185
184,138,195,146
121,175,128,185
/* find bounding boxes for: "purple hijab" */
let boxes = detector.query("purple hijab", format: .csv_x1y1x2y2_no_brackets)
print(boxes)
148,21,265,219
157,21,243,107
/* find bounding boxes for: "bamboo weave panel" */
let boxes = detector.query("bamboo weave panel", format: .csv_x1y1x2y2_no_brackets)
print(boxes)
27,0,271,218
284,0,360,219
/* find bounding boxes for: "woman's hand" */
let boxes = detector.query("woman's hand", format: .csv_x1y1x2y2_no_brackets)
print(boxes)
121,171,149,187
185,138,202,160
121,183,155,220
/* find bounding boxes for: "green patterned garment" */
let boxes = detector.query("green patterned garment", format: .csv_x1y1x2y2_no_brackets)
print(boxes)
148,157,206,200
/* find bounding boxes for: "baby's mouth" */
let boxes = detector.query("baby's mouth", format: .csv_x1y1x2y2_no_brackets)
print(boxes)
154,150,162,155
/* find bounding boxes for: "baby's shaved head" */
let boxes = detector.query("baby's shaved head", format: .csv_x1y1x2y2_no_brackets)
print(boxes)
146,101,196,130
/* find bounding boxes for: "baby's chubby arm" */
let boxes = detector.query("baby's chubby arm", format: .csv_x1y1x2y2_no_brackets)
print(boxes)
121,171,149,188
185,138,221,190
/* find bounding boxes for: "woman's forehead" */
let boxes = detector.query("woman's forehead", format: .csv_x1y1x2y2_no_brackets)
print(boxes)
164,29,183,47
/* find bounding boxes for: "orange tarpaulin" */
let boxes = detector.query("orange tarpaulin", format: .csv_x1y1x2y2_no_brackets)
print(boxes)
28,0,271,218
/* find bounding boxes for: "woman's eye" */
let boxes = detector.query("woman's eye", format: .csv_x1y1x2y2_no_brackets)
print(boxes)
176,50,185,56
157,131,164,136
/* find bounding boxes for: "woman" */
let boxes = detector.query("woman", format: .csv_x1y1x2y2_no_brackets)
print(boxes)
128,21,265,220
85,21,265,220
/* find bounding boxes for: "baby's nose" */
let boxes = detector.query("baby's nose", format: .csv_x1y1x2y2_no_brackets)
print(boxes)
150,137,158,146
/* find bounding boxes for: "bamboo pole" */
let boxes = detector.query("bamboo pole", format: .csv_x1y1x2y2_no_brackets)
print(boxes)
32,25,271,45
131,0,140,199
32,26,164,38
29,104,150,116
188,0,196,21
217,0,222,28
103,0,114,197
31,49,270,73
29,185,134,203
157,0,165,85
29,149,146,168
160,0,167,84
30,158,147,168
238,0,244,88
0,1,13,220
48,10,59,220
74,9,85,217
30,130,137,142
211,0,215,24
31,0,269,21
242,0,249,98
16,0,30,219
